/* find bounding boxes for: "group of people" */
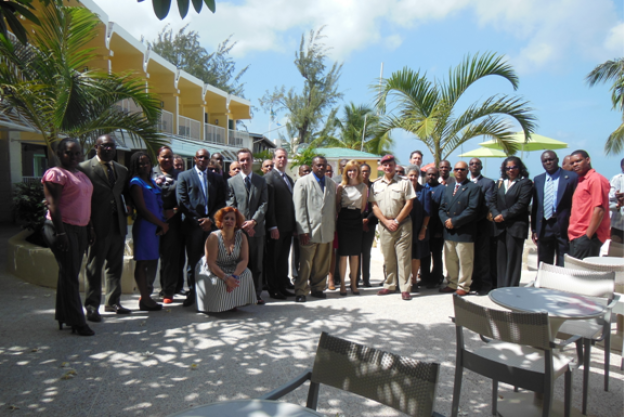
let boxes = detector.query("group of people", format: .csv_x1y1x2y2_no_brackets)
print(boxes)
41,132,623,336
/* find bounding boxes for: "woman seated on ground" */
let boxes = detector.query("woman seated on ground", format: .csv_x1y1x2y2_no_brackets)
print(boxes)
195,207,257,313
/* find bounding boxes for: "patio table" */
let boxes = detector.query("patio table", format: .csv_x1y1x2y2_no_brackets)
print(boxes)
167,399,325,417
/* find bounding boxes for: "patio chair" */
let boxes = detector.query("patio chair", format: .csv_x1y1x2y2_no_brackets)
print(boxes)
451,295,574,417
260,331,444,417
530,262,615,414
607,240,624,258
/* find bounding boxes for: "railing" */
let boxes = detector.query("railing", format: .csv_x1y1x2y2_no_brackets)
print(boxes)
178,115,201,141
22,176,42,184
159,110,173,134
204,123,226,145
115,98,142,115
228,129,251,149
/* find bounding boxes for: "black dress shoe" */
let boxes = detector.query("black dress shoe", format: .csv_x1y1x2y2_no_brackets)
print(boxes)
280,289,295,297
286,283,295,290
182,292,196,307
295,295,306,302
86,306,102,323
177,289,190,296
310,291,326,299
139,300,163,311
104,304,131,314
269,292,287,300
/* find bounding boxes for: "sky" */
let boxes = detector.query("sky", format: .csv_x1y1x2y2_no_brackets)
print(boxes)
92,0,624,180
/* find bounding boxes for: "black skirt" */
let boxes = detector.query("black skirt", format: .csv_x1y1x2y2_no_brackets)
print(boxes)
337,208,363,256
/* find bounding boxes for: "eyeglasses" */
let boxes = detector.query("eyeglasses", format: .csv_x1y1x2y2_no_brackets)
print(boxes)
453,168,467,172
542,158,556,162
505,166,519,171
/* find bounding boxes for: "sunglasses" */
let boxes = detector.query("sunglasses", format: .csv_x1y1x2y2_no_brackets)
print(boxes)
454,168,467,172
505,166,519,171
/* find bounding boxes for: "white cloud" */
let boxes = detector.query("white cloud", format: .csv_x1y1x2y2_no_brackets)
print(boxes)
91,0,623,70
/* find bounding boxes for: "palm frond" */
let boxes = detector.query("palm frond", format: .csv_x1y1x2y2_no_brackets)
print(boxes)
604,122,624,155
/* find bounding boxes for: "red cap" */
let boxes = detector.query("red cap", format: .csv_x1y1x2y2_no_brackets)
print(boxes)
380,154,395,164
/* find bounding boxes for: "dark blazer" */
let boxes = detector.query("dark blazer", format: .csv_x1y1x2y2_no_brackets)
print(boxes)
427,183,445,237
176,167,226,233
362,182,379,227
227,172,269,237
491,178,533,239
78,157,128,238
264,169,296,233
473,175,497,236
438,180,482,242
531,169,578,239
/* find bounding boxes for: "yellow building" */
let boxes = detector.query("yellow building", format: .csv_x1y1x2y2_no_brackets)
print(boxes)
0,0,252,221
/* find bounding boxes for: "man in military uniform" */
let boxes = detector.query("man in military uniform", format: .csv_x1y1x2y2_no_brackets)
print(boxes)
369,154,416,300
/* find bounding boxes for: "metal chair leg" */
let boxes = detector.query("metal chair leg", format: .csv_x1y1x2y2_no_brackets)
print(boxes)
582,339,591,415
491,380,498,416
604,330,611,392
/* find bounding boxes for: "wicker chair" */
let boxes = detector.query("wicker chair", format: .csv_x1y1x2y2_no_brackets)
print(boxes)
530,262,615,415
260,331,444,417
451,295,574,417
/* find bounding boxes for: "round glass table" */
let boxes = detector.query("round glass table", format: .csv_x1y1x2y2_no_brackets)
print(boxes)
167,400,325,417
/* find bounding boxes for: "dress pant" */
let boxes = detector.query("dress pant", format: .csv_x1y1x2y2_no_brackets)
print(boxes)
357,225,377,285
84,215,125,309
265,230,293,294
246,234,264,298
496,230,525,288
537,217,569,267
296,241,332,296
159,213,184,296
421,236,444,286
471,227,492,292
444,240,474,292
378,221,412,293
43,221,89,327
569,234,602,259
183,226,210,293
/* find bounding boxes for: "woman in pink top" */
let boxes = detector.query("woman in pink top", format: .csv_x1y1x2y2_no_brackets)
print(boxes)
42,138,95,336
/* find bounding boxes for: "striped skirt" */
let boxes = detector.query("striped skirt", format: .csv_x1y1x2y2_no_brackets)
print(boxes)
195,257,257,313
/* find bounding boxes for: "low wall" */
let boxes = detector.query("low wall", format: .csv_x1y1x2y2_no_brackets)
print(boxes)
7,230,137,294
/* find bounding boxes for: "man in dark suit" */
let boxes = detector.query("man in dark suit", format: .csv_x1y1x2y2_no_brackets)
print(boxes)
421,167,446,288
211,152,230,182
531,150,578,266
79,134,130,321
263,148,296,299
468,158,497,295
227,148,269,304
176,148,226,307
438,161,481,296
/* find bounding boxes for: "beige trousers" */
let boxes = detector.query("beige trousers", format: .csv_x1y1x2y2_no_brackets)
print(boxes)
296,241,332,296
444,240,474,292
378,221,413,293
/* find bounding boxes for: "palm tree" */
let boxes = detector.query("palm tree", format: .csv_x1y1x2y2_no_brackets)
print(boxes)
586,58,623,155
377,52,536,165
317,103,393,155
0,4,165,157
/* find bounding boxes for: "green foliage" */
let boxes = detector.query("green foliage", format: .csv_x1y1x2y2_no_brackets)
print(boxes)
0,4,166,157
140,0,216,20
313,103,391,155
259,27,343,149
253,150,274,162
290,145,323,169
148,25,248,97
12,182,45,232
586,58,624,155
377,52,536,165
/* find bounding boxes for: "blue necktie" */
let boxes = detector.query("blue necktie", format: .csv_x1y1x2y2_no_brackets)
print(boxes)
544,177,555,220
245,175,251,195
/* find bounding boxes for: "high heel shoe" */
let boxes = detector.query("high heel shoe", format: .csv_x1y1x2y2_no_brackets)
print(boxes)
71,325,95,336
139,299,163,311
351,287,360,295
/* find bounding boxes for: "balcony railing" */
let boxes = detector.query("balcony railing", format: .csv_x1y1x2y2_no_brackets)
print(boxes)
178,115,201,141
159,110,173,134
116,98,142,115
228,129,251,149
205,123,226,145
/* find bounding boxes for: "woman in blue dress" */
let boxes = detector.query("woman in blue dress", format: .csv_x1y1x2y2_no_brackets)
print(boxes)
129,151,169,311
407,166,431,293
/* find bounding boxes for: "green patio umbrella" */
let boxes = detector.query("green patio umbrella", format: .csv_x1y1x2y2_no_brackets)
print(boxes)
479,132,568,153
458,148,508,158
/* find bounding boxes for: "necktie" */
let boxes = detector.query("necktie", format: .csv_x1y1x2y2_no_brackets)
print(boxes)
245,175,251,194
105,162,115,188
544,177,555,220
282,172,292,192
199,171,208,211
453,183,460,196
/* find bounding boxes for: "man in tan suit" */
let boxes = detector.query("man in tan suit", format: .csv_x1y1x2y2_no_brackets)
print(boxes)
293,156,337,302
